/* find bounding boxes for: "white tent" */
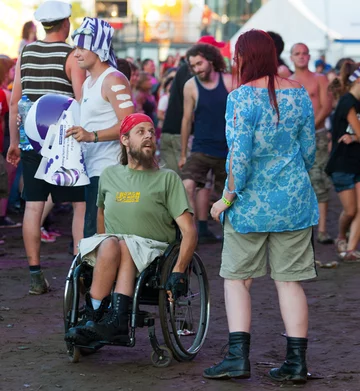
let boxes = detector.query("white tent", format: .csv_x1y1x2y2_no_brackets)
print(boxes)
230,0,360,67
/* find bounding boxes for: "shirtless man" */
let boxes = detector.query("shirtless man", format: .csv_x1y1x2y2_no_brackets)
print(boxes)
290,43,333,244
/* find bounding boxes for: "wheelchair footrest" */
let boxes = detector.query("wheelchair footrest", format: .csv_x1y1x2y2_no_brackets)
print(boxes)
75,342,102,350
98,335,131,346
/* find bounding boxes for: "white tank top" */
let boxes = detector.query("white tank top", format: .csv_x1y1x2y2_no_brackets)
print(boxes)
80,66,120,177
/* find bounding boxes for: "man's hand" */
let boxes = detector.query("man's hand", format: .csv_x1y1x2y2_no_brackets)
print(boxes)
178,156,187,170
165,272,187,302
210,199,230,222
66,126,93,142
6,145,21,167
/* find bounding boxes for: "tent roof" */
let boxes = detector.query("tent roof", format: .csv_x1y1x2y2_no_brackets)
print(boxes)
230,0,360,52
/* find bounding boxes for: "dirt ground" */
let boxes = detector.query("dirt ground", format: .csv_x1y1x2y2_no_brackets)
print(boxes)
1,189,360,391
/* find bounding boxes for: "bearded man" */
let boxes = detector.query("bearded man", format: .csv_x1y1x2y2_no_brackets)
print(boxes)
65,113,197,345
178,43,233,243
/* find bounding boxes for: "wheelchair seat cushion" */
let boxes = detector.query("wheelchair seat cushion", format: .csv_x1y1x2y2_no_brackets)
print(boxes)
79,234,169,273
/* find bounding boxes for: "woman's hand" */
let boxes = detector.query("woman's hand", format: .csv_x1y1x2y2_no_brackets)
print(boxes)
66,126,93,142
210,199,230,222
338,134,357,144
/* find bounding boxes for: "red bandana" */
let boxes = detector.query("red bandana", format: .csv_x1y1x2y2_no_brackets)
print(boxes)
119,113,154,136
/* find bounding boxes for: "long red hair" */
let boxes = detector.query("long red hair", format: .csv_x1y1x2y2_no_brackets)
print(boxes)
235,30,280,120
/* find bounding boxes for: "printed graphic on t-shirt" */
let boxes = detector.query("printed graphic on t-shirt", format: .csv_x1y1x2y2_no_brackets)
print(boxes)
116,191,140,203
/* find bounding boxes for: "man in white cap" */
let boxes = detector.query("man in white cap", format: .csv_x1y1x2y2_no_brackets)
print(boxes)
7,1,87,295
65,17,134,238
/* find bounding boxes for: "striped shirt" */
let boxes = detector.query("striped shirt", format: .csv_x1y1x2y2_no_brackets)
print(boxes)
20,41,74,101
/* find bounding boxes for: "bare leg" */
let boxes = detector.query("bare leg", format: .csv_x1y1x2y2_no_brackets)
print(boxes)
0,198,7,217
90,237,121,300
317,201,328,234
196,188,211,221
40,195,54,226
337,189,356,242
23,201,45,266
346,182,360,251
224,279,252,333
72,201,85,255
275,280,308,338
114,240,137,297
0,161,18,217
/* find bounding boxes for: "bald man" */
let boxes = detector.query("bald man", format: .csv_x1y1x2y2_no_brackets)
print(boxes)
290,43,333,244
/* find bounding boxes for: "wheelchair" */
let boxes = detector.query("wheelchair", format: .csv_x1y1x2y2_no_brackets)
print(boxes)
63,241,210,367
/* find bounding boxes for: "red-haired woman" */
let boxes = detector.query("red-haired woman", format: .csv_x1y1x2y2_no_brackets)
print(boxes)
204,30,319,384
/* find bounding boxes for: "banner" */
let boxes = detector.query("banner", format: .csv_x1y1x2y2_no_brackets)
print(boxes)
35,110,90,187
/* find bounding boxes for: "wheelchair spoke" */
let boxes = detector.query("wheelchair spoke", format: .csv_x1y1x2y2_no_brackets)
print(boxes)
159,249,210,361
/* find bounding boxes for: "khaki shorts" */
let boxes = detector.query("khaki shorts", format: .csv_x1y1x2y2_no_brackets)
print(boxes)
220,216,317,282
309,129,332,203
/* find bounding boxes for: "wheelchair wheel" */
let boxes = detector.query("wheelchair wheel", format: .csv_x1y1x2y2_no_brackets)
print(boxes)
150,345,172,368
67,345,81,363
64,255,78,332
159,249,210,362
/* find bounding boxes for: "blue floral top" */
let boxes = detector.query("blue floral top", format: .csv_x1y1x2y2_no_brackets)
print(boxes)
224,85,319,233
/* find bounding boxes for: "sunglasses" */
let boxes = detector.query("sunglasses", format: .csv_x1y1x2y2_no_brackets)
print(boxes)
71,27,93,39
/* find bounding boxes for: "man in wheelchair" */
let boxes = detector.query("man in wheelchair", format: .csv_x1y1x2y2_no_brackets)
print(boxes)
65,113,197,346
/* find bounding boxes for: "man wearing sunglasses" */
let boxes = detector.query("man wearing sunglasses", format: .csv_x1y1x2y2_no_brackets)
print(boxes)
65,17,135,239
7,1,87,295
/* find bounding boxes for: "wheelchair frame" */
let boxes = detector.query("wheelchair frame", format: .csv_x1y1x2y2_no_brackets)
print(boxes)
64,241,210,367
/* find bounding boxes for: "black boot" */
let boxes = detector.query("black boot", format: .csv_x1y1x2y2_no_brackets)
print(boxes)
203,332,251,379
269,337,308,383
84,293,130,343
65,293,109,345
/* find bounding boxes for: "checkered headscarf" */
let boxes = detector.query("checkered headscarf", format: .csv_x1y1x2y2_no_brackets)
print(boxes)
72,17,117,69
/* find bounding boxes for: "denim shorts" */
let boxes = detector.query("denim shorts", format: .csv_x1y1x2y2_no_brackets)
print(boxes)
330,172,360,193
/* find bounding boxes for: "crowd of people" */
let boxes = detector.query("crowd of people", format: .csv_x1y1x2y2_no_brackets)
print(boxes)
1,0,360,385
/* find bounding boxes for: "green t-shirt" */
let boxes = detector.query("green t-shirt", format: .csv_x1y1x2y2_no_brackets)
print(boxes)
97,165,192,243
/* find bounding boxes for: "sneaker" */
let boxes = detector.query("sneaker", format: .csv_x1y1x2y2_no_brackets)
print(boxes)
40,227,56,243
0,216,22,228
198,230,223,245
335,238,347,253
317,232,334,244
29,271,50,295
47,228,62,237
339,250,360,262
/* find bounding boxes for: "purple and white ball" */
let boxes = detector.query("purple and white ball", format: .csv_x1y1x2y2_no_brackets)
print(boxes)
24,94,79,152
52,168,80,186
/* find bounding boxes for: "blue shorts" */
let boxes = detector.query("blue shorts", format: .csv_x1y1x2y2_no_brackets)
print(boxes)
330,172,360,193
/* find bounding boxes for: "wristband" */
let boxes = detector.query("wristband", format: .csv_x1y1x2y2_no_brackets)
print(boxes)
93,131,98,143
221,196,233,207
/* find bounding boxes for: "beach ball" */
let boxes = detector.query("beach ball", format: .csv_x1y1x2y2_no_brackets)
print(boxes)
24,94,78,152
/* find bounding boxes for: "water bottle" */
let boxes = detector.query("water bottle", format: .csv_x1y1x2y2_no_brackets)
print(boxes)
18,95,33,151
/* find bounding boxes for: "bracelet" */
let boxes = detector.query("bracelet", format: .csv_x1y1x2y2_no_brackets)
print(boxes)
221,196,233,207
93,131,98,143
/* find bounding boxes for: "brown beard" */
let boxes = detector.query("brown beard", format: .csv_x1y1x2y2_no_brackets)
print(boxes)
128,142,156,169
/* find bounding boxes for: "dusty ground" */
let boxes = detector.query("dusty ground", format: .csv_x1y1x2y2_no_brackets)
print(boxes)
1,189,360,391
